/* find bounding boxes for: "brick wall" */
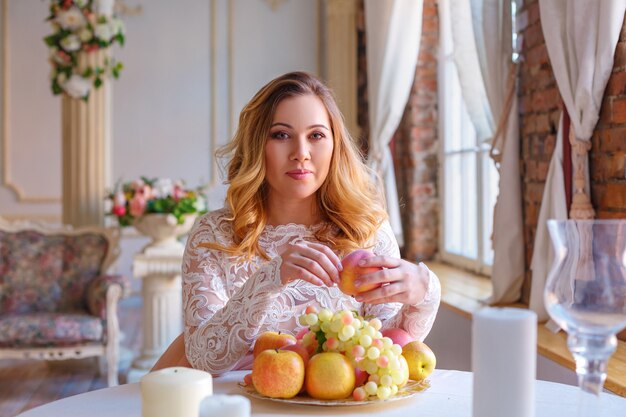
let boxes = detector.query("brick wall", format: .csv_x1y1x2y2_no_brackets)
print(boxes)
393,0,439,262
591,23,626,219
518,0,626,302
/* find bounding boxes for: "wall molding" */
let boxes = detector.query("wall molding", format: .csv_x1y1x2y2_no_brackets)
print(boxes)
1,0,60,203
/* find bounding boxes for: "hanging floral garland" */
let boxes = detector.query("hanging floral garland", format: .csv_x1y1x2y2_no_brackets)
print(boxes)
44,0,125,100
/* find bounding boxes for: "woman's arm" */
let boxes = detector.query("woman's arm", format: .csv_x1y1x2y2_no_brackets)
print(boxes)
358,221,442,341
182,215,284,375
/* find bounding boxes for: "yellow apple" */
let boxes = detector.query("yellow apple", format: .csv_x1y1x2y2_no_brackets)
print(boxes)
338,249,382,296
252,349,304,398
397,354,410,387
253,331,296,358
402,341,436,381
305,352,355,400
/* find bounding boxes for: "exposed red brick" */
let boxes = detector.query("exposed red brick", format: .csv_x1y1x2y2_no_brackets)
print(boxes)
614,42,626,69
604,71,626,95
596,210,626,219
525,44,550,66
527,1,540,25
523,22,544,50
611,98,626,124
602,183,626,208
531,87,561,112
599,127,626,152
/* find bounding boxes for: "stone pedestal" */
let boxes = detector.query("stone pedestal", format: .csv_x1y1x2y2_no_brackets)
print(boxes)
127,251,184,382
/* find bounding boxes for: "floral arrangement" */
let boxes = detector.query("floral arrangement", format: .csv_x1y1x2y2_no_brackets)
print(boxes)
44,0,125,100
108,177,208,227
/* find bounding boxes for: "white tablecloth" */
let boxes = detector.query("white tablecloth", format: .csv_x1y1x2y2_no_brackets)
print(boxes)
16,369,626,417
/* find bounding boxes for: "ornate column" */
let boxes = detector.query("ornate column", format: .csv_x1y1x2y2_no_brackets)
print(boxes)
322,0,358,136
61,50,111,227
127,249,184,382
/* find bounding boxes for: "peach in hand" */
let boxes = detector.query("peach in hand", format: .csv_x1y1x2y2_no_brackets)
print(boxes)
338,249,382,296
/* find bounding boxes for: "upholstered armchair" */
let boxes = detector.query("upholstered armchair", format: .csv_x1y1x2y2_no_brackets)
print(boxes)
0,217,129,386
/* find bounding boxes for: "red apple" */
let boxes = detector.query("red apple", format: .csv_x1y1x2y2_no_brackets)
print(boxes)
381,328,414,347
338,249,383,296
354,367,368,387
295,328,309,340
253,331,296,358
252,349,305,398
279,342,310,367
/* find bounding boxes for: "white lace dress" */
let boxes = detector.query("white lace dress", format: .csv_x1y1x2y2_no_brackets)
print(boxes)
182,208,441,375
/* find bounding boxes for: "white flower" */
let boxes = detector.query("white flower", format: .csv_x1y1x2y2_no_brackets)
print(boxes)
56,7,86,31
96,0,115,16
194,196,207,213
78,28,93,42
94,23,113,41
152,179,174,199
63,75,92,99
60,34,81,52
112,17,125,36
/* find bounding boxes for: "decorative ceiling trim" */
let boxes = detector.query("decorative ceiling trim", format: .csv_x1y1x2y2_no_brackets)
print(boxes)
1,0,60,203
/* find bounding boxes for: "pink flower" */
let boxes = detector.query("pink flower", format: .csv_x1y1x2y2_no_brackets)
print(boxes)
131,179,145,190
112,205,126,216
172,184,186,200
129,195,146,217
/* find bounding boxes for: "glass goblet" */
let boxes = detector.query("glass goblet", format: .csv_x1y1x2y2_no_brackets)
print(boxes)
544,219,626,395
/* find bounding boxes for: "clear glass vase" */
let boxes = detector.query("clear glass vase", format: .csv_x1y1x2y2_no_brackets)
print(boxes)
544,219,626,396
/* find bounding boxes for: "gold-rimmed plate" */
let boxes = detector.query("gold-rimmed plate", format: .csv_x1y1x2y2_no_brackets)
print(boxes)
237,380,430,406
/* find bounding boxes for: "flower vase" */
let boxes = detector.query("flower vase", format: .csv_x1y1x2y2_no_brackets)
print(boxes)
133,213,197,256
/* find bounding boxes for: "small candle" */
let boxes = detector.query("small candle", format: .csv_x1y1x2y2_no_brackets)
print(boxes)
199,395,251,417
140,367,213,417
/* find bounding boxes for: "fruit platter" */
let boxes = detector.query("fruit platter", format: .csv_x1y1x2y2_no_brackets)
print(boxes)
239,306,436,406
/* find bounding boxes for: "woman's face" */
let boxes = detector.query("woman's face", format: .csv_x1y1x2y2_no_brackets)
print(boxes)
264,94,334,205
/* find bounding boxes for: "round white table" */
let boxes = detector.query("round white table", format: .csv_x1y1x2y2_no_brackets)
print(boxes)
15,369,626,417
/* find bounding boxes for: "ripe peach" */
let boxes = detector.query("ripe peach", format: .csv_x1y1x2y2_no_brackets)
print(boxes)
381,328,414,347
338,249,382,296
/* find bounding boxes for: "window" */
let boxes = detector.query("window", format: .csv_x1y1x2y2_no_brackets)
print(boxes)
437,10,499,276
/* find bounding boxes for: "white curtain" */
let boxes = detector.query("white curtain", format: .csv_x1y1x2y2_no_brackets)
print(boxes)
364,0,424,247
445,0,525,303
530,0,626,320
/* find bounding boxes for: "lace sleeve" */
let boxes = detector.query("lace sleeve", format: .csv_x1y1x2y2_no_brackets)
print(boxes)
182,214,284,375
361,220,441,342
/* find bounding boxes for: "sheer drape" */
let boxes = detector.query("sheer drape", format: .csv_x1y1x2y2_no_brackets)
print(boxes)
364,0,424,247
530,0,626,320
443,0,524,303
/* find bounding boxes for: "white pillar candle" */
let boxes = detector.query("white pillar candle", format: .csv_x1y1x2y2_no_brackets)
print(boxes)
141,367,213,417
472,307,536,417
199,394,251,417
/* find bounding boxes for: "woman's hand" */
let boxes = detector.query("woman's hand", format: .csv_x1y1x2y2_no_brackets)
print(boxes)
279,242,342,287
352,257,430,305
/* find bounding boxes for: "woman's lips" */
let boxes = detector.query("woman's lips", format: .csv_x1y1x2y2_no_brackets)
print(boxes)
286,169,312,180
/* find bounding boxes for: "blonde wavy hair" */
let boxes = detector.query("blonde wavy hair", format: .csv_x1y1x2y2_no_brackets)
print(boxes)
208,71,387,259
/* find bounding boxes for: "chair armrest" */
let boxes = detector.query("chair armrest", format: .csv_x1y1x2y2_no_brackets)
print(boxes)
87,275,130,319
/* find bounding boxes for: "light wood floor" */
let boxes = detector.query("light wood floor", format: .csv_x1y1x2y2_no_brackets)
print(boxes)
0,295,143,417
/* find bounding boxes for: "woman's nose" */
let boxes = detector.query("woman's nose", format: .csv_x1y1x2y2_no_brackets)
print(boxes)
290,137,311,161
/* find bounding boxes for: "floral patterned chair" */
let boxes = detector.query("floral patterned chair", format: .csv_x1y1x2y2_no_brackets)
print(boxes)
0,217,129,386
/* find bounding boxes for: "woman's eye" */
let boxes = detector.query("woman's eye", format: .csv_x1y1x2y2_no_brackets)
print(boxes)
310,132,325,140
271,131,289,140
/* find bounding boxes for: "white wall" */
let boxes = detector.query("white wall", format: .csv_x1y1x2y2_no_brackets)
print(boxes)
425,305,579,386
0,0,320,288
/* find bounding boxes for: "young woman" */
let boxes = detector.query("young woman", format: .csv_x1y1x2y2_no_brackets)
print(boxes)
160,72,440,375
